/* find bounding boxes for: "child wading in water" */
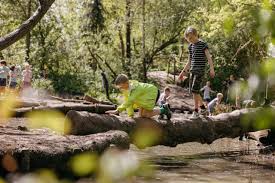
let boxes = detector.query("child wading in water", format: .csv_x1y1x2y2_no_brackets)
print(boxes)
178,27,215,119
106,74,172,119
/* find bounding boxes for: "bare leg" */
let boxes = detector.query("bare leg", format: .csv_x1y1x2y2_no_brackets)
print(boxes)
193,93,199,110
197,95,204,106
139,108,160,118
0,86,5,95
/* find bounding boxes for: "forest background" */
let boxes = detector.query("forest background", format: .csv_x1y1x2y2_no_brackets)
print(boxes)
1,0,275,101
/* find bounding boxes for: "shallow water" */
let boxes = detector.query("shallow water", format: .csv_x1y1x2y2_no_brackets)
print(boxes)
129,138,275,183
5,118,275,183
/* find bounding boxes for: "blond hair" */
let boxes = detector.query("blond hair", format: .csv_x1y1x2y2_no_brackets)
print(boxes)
115,74,129,85
217,93,223,98
184,27,198,38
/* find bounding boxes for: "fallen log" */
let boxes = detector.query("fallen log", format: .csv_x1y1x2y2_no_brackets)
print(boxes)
66,108,275,147
84,95,114,105
49,96,92,104
0,98,46,108
12,104,116,117
0,126,129,173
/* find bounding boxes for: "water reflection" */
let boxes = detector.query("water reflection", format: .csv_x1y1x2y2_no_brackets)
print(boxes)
132,138,275,183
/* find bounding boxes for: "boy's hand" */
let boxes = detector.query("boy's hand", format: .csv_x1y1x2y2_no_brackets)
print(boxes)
105,109,119,115
210,69,215,78
178,72,188,81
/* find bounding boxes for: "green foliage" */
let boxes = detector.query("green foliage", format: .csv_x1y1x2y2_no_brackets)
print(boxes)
0,0,275,98
32,78,55,94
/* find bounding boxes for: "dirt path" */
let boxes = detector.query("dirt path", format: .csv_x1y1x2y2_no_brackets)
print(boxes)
148,71,193,110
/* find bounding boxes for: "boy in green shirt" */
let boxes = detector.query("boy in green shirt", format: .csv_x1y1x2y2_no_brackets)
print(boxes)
106,74,171,119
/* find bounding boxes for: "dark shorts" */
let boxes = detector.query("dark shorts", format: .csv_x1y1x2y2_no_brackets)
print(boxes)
9,81,17,88
0,78,7,87
189,73,204,94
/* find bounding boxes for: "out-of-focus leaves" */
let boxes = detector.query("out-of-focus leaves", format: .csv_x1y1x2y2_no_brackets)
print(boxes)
70,153,98,176
242,108,275,130
26,110,71,134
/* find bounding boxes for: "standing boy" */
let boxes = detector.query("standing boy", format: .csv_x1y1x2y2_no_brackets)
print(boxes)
106,74,172,119
178,27,215,119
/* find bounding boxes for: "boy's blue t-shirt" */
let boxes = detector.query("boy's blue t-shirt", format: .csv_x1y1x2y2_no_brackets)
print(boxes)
188,40,208,74
0,66,10,79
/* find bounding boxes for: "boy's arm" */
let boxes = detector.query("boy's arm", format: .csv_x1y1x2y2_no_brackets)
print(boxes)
178,55,190,80
200,86,205,92
205,49,215,78
117,89,142,116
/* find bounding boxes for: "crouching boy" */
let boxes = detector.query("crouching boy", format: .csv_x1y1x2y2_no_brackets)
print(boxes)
106,74,172,119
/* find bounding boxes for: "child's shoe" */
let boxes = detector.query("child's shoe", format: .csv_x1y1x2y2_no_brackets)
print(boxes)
199,109,208,116
158,114,164,120
160,104,172,120
189,111,199,119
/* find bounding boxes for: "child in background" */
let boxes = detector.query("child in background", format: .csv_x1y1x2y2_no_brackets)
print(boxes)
22,62,32,89
105,74,172,119
200,81,215,105
158,87,171,119
208,93,223,115
0,60,10,95
9,65,20,90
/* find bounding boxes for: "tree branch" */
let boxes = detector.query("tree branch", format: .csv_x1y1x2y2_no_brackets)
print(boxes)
0,0,55,50
230,39,252,62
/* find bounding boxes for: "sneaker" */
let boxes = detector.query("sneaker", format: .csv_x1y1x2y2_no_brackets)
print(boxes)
158,114,164,120
200,109,207,116
189,111,199,119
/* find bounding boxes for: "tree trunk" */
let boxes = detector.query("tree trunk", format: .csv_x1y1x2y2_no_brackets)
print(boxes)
13,103,116,117
66,108,275,147
141,0,147,82
25,0,32,62
0,0,55,50
118,28,127,71
125,0,131,77
0,127,129,172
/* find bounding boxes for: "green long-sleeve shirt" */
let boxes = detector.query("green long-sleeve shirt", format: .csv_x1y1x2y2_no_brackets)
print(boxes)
117,80,158,117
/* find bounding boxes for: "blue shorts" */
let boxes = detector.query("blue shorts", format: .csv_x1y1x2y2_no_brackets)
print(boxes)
9,81,17,88
0,78,7,87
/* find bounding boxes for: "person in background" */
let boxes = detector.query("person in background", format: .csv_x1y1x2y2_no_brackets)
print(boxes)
9,65,20,90
208,93,223,116
158,86,172,119
226,74,236,104
200,81,215,106
0,60,10,95
21,62,32,90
